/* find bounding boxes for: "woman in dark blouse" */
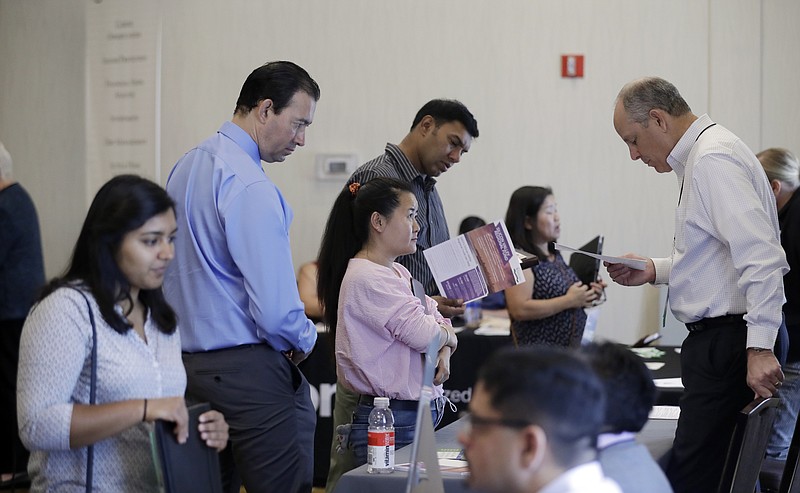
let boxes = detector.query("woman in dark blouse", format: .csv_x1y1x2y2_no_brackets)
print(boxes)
504,186,604,347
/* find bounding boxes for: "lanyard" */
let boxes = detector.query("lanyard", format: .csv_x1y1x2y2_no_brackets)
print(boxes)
677,123,717,206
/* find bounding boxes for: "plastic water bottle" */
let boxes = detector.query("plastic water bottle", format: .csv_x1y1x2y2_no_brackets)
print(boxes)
367,397,395,474
464,300,482,329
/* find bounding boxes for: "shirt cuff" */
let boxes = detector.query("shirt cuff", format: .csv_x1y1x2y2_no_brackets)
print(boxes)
651,257,671,285
746,324,778,350
298,328,318,354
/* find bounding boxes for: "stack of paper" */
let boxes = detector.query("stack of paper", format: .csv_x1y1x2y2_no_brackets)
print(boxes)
653,378,684,389
649,405,681,419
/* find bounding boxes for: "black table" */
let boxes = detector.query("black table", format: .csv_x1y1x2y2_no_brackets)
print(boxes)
300,337,681,486
637,346,683,406
333,414,678,493
298,327,514,486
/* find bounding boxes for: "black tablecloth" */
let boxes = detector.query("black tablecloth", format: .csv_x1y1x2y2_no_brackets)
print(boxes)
640,346,683,406
297,328,514,486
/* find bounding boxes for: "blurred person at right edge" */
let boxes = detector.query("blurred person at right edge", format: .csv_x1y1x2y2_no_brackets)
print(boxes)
605,77,788,492
324,99,479,493
760,148,800,462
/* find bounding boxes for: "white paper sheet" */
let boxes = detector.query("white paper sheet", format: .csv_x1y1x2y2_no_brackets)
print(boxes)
649,405,681,419
555,243,647,271
653,377,684,389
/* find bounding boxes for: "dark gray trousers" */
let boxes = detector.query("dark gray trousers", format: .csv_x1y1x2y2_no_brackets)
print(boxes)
183,344,315,493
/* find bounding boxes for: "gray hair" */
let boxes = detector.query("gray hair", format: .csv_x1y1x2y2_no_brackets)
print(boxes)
617,77,692,125
0,141,12,180
758,148,800,189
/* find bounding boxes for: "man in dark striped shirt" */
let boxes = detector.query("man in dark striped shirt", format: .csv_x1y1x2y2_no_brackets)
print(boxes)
325,99,479,493
349,99,479,314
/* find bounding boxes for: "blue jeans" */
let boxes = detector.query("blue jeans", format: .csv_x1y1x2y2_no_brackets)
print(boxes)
766,360,800,459
349,397,445,465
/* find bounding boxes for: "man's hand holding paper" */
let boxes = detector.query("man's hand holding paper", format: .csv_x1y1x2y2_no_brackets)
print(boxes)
603,253,656,286
555,243,648,271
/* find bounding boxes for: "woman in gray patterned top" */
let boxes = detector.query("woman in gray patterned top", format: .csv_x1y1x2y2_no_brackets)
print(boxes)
16,175,229,492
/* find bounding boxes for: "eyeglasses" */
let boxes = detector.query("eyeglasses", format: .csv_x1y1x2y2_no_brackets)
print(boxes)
463,412,532,433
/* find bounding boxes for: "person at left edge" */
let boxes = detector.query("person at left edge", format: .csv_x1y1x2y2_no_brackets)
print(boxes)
163,61,319,493
17,175,229,492
0,140,45,484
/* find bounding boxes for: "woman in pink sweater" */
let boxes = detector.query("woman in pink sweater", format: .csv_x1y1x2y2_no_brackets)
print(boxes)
317,177,457,468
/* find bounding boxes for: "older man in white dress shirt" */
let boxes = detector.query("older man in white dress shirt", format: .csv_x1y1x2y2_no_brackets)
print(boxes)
606,76,788,493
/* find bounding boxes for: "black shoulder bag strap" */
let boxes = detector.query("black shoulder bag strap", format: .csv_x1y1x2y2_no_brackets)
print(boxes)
70,287,98,492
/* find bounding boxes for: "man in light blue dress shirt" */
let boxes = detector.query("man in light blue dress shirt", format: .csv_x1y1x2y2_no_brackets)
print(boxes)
164,61,320,493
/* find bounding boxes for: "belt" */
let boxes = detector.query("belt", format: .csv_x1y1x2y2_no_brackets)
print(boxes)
182,342,269,355
358,395,419,412
685,314,745,333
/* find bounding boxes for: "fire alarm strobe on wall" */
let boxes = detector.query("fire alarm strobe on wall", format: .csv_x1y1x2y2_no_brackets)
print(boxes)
316,154,358,180
561,54,584,78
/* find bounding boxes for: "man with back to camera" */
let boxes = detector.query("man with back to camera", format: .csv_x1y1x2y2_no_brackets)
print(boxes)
0,140,45,487
324,99,480,492
163,61,319,493
458,346,621,493
605,76,788,492
581,341,673,493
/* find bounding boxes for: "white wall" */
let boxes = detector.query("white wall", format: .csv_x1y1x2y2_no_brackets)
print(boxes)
0,0,86,278
2,0,799,344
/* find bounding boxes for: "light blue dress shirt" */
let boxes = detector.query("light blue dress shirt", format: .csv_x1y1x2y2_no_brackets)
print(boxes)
164,121,317,353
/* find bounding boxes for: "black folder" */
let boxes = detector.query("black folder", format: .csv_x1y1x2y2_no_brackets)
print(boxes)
151,402,223,493
568,235,604,285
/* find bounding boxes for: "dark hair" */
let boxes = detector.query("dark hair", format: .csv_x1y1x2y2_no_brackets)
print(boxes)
317,177,414,338
478,346,605,467
234,61,320,116
504,186,554,260
617,77,692,125
580,342,656,433
410,99,479,138
458,215,486,235
40,175,177,335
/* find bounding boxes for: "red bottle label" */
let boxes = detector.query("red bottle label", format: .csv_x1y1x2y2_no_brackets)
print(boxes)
368,430,395,446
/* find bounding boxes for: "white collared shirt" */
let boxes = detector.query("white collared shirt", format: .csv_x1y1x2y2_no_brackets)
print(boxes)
539,461,622,493
652,114,788,349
